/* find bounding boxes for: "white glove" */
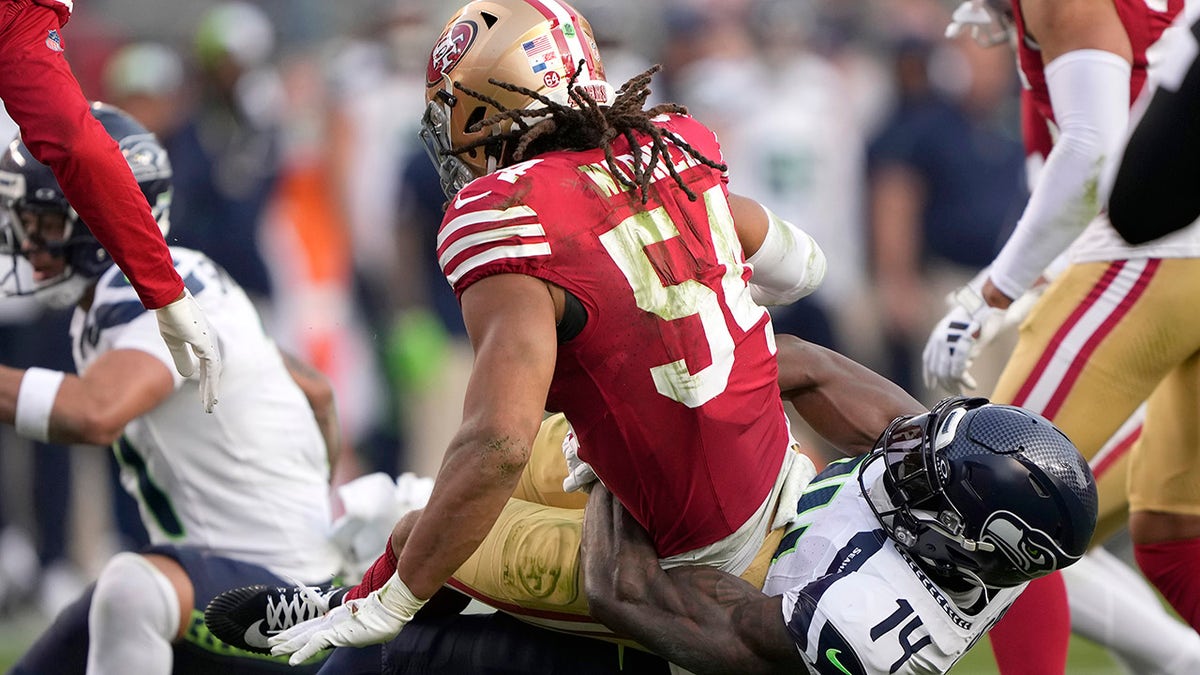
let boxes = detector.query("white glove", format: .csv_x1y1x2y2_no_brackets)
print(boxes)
155,289,222,412
268,573,426,666
945,1,992,38
560,424,598,493
945,0,1012,47
922,283,1004,394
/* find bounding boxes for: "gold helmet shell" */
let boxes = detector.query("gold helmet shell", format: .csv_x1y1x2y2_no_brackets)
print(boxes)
420,0,612,197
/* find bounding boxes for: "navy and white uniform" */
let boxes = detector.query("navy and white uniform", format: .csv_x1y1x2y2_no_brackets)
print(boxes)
12,248,340,675
762,457,1024,675
71,248,338,582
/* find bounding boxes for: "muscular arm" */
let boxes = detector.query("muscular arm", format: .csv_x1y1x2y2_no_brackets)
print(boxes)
775,334,923,456
984,0,1133,307
729,193,770,256
582,485,804,675
280,350,341,471
394,273,557,599
0,350,173,445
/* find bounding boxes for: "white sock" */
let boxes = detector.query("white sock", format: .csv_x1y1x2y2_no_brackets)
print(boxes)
1065,547,1200,675
86,553,180,675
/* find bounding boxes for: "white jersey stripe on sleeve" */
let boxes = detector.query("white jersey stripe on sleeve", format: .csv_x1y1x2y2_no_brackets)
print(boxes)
445,243,553,286
438,223,549,270
438,205,538,249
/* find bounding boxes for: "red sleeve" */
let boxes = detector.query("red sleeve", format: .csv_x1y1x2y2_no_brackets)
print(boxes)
0,1,183,308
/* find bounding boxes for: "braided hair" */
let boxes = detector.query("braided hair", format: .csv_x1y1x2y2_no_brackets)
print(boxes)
449,64,726,203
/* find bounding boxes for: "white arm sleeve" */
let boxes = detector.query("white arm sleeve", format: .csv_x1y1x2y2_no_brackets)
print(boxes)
989,49,1131,299
745,207,827,306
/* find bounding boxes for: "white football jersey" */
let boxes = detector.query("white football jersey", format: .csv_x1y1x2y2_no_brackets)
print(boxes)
762,457,1024,675
70,248,339,583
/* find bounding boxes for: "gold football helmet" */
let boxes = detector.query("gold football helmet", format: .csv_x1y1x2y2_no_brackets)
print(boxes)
420,0,612,197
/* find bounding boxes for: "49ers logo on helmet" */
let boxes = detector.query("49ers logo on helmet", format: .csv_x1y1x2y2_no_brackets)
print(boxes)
427,20,478,86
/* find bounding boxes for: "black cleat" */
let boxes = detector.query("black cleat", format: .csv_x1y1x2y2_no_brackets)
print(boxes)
204,584,348,654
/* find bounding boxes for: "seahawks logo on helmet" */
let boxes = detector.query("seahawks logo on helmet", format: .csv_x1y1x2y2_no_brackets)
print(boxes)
979,510,1076,580
120,133,172,184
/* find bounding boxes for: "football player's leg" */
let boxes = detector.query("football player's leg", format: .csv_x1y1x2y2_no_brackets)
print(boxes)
449,498,592,618
1131,352,1200,632
1065,546,1200,675
344,414,585,603
86,552,185,675
987,573,1070,675
987,261,1167,675
510,413,589,509
9,583,93,674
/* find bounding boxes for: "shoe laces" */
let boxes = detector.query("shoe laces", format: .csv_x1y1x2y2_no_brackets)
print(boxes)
264,586,330,632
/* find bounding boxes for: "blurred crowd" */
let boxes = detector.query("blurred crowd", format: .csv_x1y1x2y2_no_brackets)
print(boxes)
0,0,1028,625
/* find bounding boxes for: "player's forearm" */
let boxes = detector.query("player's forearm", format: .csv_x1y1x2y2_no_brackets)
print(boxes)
582,487,799,675
395,430,530,599
0,366,121,445
990,49,1131,300
11,89,182,309
775,335,922,455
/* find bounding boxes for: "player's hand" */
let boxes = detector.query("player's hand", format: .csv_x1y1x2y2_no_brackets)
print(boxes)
268,573,426,666
922,283,1003,394
945,1,994,40
560,423,598,493
155,289,222,412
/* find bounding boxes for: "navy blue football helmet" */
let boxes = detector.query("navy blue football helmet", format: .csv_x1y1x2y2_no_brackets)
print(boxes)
0,102,172,307
862,396,1098,588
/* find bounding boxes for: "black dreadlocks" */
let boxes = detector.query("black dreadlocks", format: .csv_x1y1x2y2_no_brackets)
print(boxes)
449,64,727,203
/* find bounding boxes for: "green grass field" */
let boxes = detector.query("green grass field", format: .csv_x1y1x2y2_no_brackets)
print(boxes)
0,608,1125,674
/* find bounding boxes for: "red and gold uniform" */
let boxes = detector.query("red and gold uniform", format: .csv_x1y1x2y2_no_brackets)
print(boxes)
434,113,808,634
438,112,792,558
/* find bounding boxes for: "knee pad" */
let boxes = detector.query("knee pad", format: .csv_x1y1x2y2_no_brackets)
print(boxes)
90,552,181,643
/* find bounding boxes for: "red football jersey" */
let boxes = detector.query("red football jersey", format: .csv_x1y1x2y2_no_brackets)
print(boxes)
1013,0,1183,134
437,113,791,557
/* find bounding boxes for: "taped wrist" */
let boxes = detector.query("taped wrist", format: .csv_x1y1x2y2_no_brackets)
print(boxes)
378,573,428,621
15,367,64,442
746,209,826,305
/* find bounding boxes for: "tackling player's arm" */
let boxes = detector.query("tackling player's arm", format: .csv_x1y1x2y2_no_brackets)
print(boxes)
0,350,173,445
583,484,804,675
280,350,341,471
395,272,558,600
775,334,924,456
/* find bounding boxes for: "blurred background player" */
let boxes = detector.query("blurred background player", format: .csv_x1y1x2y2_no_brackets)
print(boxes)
0,103,341,674
0,0,221,410
925,0,1200,673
